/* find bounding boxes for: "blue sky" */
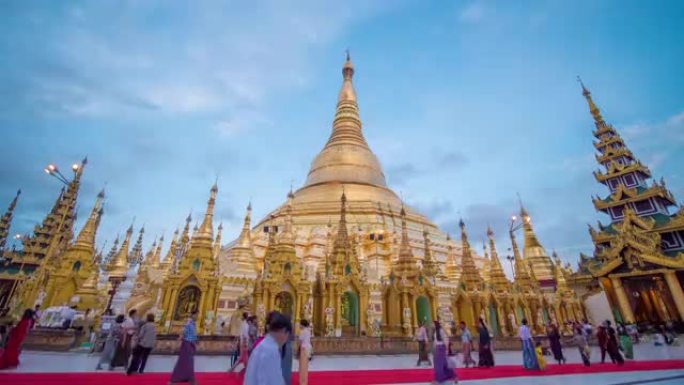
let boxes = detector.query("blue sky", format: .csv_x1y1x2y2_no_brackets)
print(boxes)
1,0,683,273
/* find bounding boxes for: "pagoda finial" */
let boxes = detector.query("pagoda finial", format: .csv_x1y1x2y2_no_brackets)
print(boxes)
73,188,105,250
487,227,510,291
197,182,218,242
577,76,607,128
458,219,483,291
0,189,21,251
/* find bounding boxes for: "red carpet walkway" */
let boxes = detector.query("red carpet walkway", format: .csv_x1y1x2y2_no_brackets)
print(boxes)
2,360,683,385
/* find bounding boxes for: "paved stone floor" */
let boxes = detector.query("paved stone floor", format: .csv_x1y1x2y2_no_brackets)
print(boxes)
4,342,684,384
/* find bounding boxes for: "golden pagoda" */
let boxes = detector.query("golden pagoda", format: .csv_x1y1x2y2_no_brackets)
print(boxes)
0,56,590,343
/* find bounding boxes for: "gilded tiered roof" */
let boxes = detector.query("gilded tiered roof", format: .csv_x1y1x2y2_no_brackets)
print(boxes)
520,206,555,284
0,190,21,252
458,219,483,291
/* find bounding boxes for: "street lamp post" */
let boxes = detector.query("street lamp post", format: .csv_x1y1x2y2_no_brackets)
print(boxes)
506,254,515,278
1,234,28,315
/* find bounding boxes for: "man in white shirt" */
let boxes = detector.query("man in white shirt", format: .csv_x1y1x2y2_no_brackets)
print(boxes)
240,312,250,344
244,312,292,385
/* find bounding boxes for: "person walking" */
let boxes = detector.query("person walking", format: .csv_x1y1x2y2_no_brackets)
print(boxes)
0,309,34,370
605,321,624,365
281,319,294,385
127,313,157,375
229,313,251,374
477,318,494,368
111,309,138,370
169,311,198,385
415,321,431,366
596,324,610,363
298,319,313,385
96,314,124,370
459,321,475,368
519,319,539,370
534,341,547,370
547,322,566,365
573,324,591,367
617,322,633,359
432,320,457,385
244,312,292,385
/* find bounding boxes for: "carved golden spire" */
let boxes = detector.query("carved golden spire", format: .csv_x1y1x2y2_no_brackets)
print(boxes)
107,223,133,276
161,228,179,276
394,204,418,277
214,222,223,260
73,189,104,251
236,202,253,249
0,189,21,251
487,226,510,292
197,182,218,242
131,226,145,264
445,234,459,281
181,212,192,245
421,227,438,277
519,203,555,283
104,235,120,266
141,237,157,268
552,251,570,295
510,226,535,291
578,76,607,128
304,52,388,188
151,234,164,268
458,219,483,291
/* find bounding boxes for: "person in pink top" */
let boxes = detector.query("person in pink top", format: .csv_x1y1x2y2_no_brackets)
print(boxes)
415,320,431,366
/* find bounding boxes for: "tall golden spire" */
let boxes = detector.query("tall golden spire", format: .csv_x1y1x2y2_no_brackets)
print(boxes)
107,224,133,276
487,226,510,292
304,52,388,188
236,202,252,248
151,234,164,269
161,228,179,276
131,226,145,264
421,227,438,278
458,219,483,291
578,77,607,128
394,205,418,277
0,189,20,251
444,234,459,282
510,226,535,292
519,204,555,283
73,189,104,250
213,222,223,260
197,182,218,242
181,212,192,245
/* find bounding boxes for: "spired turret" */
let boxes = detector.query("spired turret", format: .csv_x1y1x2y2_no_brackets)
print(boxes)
519,205,555,289
0,189,20,253
158,184,221,334
458,219,484,292
43,189,105,310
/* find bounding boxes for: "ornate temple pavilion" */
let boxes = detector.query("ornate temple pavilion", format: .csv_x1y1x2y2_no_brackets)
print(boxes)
569,81,684,325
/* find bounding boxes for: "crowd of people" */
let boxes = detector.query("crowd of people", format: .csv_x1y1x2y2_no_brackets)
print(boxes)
410,317,682,384
0,305,682,385
229,311,312,385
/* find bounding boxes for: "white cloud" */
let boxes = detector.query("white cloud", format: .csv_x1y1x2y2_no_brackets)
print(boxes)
22,1,397,119
459,1,486,23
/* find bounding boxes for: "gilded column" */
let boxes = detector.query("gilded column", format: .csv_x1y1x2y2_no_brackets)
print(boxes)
663,271,684,321
610,276,635,323
410,295,418,331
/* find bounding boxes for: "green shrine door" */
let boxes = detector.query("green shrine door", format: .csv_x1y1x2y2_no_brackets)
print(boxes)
416,296,432,325
342,291,359,336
